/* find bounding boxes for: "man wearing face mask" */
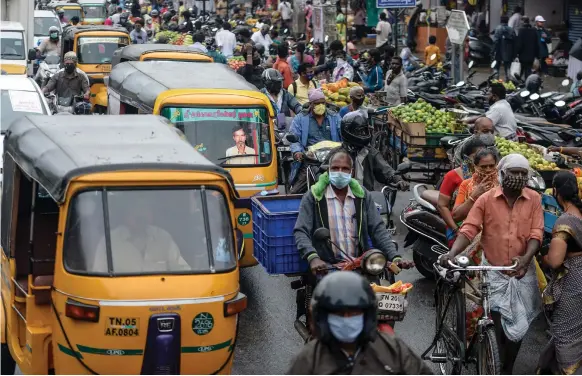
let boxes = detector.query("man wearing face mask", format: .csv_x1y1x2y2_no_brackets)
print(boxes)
237,43,265,90
37,26,61,58
289,89,342,194
294,150,413,276
440,153,543,374
260,69,302,130
42,52,90,101
289,63,318,106
464,83,517,140
288,271,432,374
453,116,496,168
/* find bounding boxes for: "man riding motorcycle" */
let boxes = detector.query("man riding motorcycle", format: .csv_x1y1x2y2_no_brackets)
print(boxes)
260,68,302,130
36,26,61,57
42,52,90,110
288,271,432,374
337,110,409,192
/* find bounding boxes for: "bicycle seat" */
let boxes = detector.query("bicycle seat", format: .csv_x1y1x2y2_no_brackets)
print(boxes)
420,189,440,209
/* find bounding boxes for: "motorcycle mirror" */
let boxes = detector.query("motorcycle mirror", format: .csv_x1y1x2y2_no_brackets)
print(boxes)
555,100,566,107
554,94,565,101
325,35,329,42
27,48,37,61
520,90,530,98
430,53,436,61
313,227,331,243
490,60,497,69
540,92,553,98
270,25,274,30
212,27,217,32
285,134,299,143
310,37,314,43
455,81,465,87
562,79,570,87
530,93,540,101
467,61,474,69
283,28,288,33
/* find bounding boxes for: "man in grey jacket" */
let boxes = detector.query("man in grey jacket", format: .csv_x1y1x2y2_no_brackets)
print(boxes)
294,150,411,273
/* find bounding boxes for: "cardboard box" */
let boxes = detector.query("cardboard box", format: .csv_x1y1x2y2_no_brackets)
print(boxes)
401,121,426,146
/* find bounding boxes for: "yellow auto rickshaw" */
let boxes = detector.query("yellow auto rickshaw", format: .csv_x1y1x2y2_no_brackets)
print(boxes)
47,1,86,24
61,25,130,112
0,114,247,375
107,61,278,267
79,0,108,25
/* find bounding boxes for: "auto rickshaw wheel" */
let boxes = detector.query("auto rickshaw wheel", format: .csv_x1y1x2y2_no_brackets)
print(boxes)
1,343,16,375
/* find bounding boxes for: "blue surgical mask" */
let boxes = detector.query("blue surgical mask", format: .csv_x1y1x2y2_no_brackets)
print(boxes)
327,313,364,343
329,171,351,189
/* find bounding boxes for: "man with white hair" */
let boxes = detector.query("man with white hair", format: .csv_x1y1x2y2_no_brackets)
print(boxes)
440,153,543,374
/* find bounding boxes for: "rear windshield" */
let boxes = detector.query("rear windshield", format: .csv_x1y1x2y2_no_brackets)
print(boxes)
0,31,25,60
77,36,129,64
63,188,236,276
1,90,47,132
34,17,61,36
83,5,106,18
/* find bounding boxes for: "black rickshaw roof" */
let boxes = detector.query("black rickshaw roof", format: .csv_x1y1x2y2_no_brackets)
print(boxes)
111,44,212,67
4,115,234,203
62,25,129,41
108,61,259,112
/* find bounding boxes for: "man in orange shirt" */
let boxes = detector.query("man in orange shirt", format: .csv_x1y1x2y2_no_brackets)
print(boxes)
273,43,293,89
441,153,542,374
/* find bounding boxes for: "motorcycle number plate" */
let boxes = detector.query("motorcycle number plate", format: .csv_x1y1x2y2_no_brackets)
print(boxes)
101,65,111,73
376,293,404,312
277,146,290,152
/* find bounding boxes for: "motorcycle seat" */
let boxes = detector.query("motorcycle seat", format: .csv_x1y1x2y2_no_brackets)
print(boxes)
420,189,440,209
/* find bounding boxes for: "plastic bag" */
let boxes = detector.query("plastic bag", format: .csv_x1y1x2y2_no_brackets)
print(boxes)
510,59,521,78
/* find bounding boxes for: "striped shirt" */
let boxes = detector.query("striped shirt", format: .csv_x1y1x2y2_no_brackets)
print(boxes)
325,185,357,259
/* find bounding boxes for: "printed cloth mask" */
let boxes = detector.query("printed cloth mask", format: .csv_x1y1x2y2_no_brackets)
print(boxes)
327,313,364,343
502,173,528,191
313,103,326,116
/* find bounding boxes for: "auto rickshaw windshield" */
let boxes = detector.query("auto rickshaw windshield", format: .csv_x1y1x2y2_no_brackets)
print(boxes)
77,36,129,64
160,106,272,167
83,6,106,18
63,188,236,276
61,8,83,20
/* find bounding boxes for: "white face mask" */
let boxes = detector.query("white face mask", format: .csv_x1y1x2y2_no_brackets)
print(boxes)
336,58,345,65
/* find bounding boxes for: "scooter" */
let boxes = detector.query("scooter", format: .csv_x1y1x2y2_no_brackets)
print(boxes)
291,228,413,341
35,54,61,88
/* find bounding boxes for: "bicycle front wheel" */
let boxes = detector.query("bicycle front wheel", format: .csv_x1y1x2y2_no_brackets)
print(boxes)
435,284,464,375
477,326,501,375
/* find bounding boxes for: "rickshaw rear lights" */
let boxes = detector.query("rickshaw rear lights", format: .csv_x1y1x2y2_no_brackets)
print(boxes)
224,292,247,317
65,298,100,322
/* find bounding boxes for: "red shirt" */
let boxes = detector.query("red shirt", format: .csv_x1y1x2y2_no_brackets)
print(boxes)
273,57,293,89
439,169,463,197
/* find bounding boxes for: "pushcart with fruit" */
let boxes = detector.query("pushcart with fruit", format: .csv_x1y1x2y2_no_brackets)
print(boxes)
370,99,470,186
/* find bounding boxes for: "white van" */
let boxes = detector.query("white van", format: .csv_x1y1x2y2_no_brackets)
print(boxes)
0,21,28,76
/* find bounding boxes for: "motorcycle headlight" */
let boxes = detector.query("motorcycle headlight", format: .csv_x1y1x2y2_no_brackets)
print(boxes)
362,250,387,275
315,149,331,162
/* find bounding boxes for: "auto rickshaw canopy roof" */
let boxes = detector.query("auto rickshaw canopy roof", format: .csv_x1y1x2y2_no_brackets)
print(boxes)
78,0,107,6
108,61,260,112
111,44,212,67
4,115,234,203
61,25,129,42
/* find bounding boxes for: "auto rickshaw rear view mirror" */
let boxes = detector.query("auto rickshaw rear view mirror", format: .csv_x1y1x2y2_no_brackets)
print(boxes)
65,298,100,322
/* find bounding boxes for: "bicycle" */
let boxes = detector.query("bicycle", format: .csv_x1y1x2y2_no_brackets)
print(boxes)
421,248,518,375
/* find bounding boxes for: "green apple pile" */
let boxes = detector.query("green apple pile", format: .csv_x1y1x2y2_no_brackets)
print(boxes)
390,99,466,134
495,137,560,171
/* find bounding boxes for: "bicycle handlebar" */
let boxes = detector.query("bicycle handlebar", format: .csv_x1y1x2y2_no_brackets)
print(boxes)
446,259,519,271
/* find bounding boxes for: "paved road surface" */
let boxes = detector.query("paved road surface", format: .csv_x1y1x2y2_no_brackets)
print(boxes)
232,189,548,375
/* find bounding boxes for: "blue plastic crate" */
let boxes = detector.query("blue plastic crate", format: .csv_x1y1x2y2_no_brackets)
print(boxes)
251,195,308,275
542,194,560,233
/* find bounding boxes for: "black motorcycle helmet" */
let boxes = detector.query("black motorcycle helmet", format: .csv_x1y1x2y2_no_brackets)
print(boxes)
262,68,283,94
162,11,173,22
311,271,377,345
340,111,372,149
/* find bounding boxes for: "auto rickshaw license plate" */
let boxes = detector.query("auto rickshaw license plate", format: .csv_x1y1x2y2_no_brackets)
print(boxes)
376,293,404,312
105,317,140,336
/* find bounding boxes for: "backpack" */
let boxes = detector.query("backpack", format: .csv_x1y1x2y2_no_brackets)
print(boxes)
291,80,318,97
499,25,515,61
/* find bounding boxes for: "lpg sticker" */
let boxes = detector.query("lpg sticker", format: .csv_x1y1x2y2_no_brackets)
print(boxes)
237,212,251,226
105,317,140,336
192,312,214,335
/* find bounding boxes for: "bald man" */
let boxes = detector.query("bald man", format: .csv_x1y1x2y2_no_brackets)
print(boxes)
454,116,496,167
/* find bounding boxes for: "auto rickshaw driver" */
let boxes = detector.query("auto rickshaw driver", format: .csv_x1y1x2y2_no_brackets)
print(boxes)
92,197,189,273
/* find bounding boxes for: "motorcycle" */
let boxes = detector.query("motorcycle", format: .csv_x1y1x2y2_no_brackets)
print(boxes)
465,28,493,64
291,228,413,341
402,165,547,279
35,54,61,89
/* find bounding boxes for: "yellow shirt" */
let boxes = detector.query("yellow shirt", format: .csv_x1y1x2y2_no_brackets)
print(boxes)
288,78,317,105
424,45,441,66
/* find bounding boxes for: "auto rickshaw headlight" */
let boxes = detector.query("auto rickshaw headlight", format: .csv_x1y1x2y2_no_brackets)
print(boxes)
65,298,100,322
362,249,387,275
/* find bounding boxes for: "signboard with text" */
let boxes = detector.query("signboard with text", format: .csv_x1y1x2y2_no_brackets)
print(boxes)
446,10,470,45
376,0,415,9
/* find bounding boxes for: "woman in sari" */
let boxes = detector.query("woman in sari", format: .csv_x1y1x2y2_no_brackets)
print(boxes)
452,148,499,264
438,135,494,247
538,171,582,375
